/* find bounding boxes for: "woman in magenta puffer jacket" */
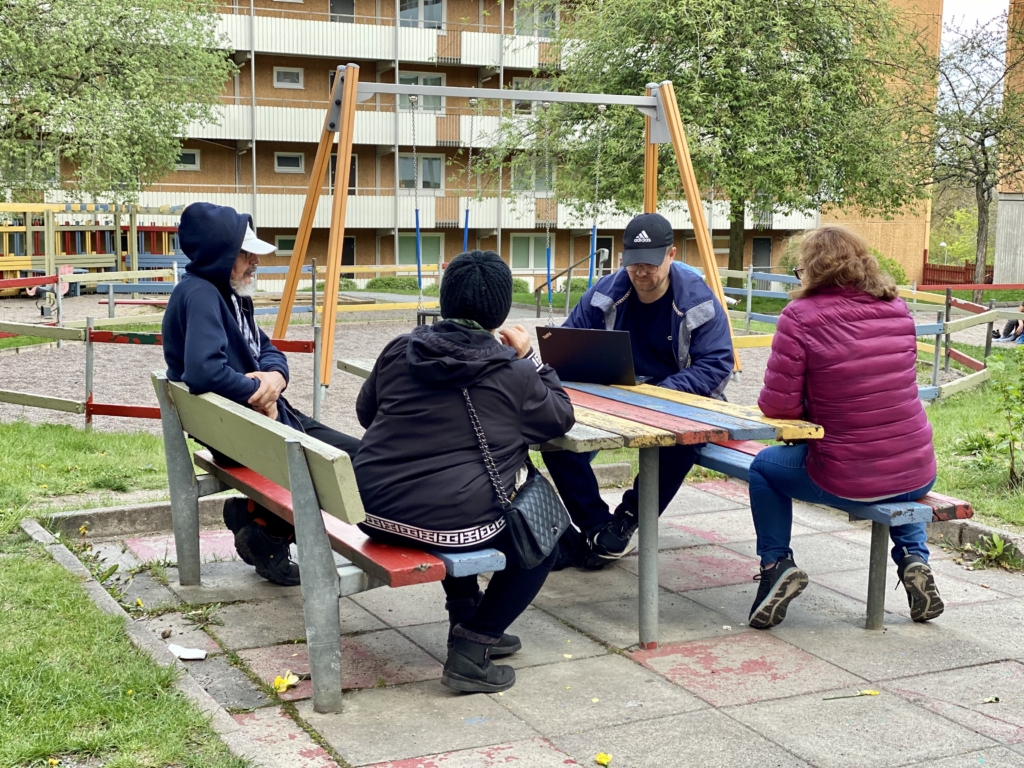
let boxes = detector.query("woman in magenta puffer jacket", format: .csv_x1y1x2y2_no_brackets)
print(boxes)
747,225,943,630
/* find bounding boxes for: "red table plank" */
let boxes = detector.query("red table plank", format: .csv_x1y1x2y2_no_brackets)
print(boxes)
194,451,446,587
566,388,728,445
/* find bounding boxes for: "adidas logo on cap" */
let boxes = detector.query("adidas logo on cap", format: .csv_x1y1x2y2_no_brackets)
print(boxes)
633,230,652,243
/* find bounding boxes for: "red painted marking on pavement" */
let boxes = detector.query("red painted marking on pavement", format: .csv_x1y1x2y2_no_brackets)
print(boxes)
691,480,750,504
566,388,728,444
664,520,729,544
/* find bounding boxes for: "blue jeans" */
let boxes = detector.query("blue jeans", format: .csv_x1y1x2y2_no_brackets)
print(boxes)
748,444,935,567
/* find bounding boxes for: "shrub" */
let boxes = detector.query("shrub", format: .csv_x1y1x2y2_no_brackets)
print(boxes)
365,276,420,291
563,277,591,293
512,277,531,293
423,283,440,296
870,249,908,286
338,278,357,291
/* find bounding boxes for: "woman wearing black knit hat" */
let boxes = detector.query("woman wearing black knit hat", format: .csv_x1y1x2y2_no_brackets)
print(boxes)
352,250,575,694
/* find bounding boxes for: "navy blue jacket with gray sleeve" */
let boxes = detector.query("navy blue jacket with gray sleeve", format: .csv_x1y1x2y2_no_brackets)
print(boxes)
563,263,734,398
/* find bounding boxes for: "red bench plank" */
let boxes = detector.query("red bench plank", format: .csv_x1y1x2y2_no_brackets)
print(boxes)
712,439,767,457
194,451,446,587
566,389,728,445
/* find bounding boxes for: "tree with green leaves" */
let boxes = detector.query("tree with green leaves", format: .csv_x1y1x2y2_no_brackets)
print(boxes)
929,13,1024,299
485,0,934,278
0,0,236,203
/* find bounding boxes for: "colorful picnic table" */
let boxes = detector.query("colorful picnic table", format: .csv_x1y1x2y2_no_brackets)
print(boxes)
337,359,822,649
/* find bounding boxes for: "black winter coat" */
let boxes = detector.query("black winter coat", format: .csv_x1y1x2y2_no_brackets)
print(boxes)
353,321,575,547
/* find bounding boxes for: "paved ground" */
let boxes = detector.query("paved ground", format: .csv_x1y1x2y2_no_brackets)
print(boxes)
86,482,1024,768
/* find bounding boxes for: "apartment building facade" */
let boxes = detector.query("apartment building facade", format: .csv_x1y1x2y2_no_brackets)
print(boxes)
123,0,940,285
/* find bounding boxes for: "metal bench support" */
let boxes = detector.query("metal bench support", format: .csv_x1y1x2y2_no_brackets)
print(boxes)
286,439,344,713
638,446,660,649
866,521,889,630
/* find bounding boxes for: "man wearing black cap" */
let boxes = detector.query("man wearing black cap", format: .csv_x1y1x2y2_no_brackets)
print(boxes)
544,212,734,568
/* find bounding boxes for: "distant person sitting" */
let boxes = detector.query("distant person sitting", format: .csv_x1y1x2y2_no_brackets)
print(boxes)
544,212,734,569
162,202,361,587
994,303,1023,342
748,225,943,629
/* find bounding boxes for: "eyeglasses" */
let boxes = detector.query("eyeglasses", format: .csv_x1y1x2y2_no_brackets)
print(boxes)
792,267,805,280
625,263,660,275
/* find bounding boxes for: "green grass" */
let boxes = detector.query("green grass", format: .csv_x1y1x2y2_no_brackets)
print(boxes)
0,540,245,768
926,289,1024,304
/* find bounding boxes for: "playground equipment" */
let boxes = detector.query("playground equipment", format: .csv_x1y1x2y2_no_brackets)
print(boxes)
273,65,740,392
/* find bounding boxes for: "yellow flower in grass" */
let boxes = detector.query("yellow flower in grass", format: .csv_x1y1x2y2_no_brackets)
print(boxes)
273,670,300,693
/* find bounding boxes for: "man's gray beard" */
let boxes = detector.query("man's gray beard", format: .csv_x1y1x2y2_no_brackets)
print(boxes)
231,276,255,297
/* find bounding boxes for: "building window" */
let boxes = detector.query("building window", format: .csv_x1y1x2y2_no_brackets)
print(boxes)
329,0,353,20
399,0,442,29
399,73,444,111
398,154,443,190
275,152,305,173
515,2,556,37
512,77,552,113
329,153,357,194
398,233,442,265
275,235,297,254
175,150,200,171
511,160,553,194
510,233,553,269
273,67,304,89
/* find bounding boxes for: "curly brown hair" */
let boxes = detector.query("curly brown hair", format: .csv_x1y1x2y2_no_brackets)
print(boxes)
790,225,899,301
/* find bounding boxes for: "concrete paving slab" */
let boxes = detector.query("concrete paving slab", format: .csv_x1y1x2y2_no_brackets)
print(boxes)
884,661,1024,745
89,540,142,572
550,592,735,650
494,654,706,737
617,544,759,593
929,559,1024,597
532,561,644,609
213,596,385,650
351,582,448,628
665,508,816,546
166,560,302,604
137,611,221,655
659,483,750,517
815,566,1013,615
930,599,1024,660
631,630,864,706
687,480,751,507
399,608,607,669
552,708,812,768
238,629,443,700
189,655,271,711
125,529,241,565
361,738,581,767
724,532,871,576
296,681,536,766
232,706,340,768
902,747,1024,767
117,571,180,612
727,687,997,768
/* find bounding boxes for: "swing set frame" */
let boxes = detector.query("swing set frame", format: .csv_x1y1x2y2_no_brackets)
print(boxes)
273,63,740,390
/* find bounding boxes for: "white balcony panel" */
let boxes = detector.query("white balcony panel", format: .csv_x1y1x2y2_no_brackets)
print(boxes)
462,32,502,67
460,115,500,148
558,203,633,230
396,27,440,63
256,107,323,143
137,191,254,217
252,17,396,59
771,209,819,230
395,111,437,146
502,36,540,69
501,197,537,229
188,105,253,141
216,14,251,51
466,197,498,229
354,111,395,145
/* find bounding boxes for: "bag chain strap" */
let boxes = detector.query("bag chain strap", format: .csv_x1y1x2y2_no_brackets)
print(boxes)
462,389,512,511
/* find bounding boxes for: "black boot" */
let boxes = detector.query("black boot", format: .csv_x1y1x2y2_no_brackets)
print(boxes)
223,498,254,565
446,593,521,658
441,624,515,693
235,523,301,586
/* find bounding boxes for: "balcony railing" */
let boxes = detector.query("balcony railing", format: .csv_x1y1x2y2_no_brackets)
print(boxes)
217,2,507,34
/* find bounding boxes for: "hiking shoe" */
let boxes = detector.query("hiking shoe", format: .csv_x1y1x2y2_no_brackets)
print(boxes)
234,523,301,586
441,625,515,694
586,509,639,566
749,558,809,629
897,554,944,622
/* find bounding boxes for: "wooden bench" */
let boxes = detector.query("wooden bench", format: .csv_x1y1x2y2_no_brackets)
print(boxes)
152,372,505,713
99,282,176,295
695,439,973,629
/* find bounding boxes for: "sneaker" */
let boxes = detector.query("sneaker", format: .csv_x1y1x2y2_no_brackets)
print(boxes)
748,558,809,629
234,523,301,586
897,554,944,622
586,508,639,566
223,498,254,565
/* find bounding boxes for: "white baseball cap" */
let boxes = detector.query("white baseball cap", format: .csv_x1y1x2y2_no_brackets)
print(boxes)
241,225,276,256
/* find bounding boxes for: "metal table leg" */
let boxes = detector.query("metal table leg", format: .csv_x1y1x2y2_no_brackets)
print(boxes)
638,446,660,649
866,521,889,630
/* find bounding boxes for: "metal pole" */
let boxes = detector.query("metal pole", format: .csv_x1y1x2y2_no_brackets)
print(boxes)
637,446,660,650
745,263,753,333
285,439,343,713
932,311,942,389
984,299,995,363
85,317,94,431
865,521,889,630
944,288,952,373
564,264,573,317
535,289,541,319
107,284,115,318
55,272,63,349
311,258,317,326
172,261,179,285
313,324,323,421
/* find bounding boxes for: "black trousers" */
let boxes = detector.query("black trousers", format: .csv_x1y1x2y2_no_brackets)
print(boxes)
543,444,700,534
361,526,556,639
213,406,361,540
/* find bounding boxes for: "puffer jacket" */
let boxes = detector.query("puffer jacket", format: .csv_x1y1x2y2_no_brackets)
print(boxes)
353,321,575,546
758,286,935,499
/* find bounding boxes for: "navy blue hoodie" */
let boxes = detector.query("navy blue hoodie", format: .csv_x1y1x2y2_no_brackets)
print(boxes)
162,203,297,428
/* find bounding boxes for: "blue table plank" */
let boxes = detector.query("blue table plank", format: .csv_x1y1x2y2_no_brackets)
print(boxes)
566,383,777,440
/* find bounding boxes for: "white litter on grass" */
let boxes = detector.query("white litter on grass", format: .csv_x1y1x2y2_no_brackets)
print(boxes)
167,644,207,660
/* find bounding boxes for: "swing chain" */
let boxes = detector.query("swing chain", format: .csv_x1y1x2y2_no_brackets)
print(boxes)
410,94,423,310
543,101,554,325
591,104,606,287
467,98,477,189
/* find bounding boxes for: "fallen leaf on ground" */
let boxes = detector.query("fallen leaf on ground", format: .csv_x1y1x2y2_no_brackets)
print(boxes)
591,698,600,703
563,654,573,659
274,670,300,693
595,753,612,766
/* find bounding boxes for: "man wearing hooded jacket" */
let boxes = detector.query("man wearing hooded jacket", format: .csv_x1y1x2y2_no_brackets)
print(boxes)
162,202,361,586
546,212,734,569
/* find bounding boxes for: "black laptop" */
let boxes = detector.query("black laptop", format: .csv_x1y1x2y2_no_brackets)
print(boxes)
536,326,640,386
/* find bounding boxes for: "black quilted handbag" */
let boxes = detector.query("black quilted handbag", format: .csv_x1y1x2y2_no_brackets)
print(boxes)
462,389,570,569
